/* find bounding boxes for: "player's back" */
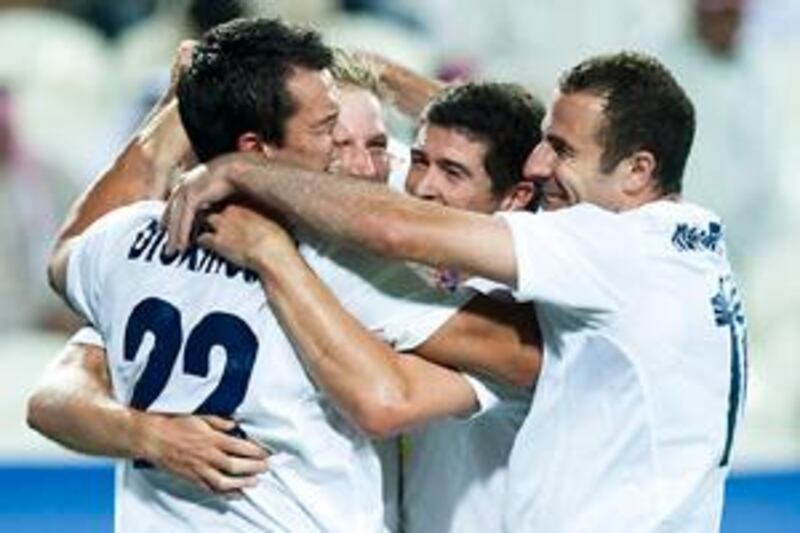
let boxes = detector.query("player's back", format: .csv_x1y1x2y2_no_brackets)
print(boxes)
67,201,466,532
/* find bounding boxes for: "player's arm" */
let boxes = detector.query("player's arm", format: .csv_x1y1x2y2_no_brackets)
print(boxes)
166,156,519,288
199,206,539,438
361,51,445,117
27,338,269,494
48,46,193,298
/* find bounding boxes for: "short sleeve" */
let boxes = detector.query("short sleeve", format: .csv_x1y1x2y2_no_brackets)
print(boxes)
301,239,474,352
460,372,502,417
65,201,164,327
498,205,633,318
68,326,105,348
381,287,473,351
66,216,118,324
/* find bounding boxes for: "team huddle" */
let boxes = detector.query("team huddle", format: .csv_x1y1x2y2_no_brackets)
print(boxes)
28,16,746,533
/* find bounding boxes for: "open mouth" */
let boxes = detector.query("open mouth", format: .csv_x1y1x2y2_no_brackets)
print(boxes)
536,182,571,210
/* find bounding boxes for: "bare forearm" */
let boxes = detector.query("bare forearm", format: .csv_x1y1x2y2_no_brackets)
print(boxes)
26,344,145,458
379,58,444,117
56,100,187,242
229,161,516,286
254,251,410,430
49,101,189,299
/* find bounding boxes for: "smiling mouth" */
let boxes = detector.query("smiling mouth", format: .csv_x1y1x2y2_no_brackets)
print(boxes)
536,182,571,210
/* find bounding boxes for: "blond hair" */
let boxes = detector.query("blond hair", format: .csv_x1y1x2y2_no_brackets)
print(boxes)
329,47,387,100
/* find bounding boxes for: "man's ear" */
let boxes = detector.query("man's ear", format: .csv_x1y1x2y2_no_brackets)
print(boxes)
499,180,535,211
236,132,274,158
623,150,657,195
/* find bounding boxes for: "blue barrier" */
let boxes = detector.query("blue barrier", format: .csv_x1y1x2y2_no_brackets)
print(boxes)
0,461,113,532
0,462,797,531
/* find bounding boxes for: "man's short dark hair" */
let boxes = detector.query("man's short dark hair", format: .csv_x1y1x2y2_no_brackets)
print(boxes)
421,82,544,196
177,17,332,162
559,51,695,195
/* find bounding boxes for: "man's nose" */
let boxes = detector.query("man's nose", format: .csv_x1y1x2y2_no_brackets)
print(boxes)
523,142,556,183
343,146,378,180
410,168,442,201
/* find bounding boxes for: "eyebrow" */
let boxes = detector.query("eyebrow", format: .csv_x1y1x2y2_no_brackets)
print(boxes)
546,133,575,156
367,133,388,148
313,110,339,128
437,157,473,178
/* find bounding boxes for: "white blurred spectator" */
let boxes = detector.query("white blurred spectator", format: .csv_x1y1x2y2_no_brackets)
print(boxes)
0,87,77,333
647,0,800,466
646,0,778,270
394,0,685,94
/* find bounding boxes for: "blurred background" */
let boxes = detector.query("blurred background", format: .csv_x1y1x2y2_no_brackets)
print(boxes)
0,0,797,530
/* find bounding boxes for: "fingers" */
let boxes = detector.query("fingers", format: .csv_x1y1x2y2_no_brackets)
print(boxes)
163,183,195,254
218,434,270,460
200,415,235,432
200,464,259,495
195,232,216,252
211,454,268,478
200,416,269,460
177,40,196,69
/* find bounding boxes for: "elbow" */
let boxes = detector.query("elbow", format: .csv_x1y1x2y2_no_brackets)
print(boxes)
349,390,411,439
360,206,415,262
26,390,51,436
46,239,68,297
46,256,60,296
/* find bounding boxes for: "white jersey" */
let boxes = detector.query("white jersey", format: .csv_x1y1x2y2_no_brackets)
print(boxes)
403,279,533,533
66,201,473,533
499,201,747,532
404,379,530,533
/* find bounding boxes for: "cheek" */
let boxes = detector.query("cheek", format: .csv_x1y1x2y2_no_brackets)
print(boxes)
371,155,390,182
404,168,423,193
443,182,483,210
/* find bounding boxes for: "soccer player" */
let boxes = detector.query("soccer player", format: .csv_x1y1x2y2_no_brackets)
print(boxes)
329,48,392,183
27,42,402,497
40,17,540,532
208,81,544,533
400,82,543,533
164,51,747,531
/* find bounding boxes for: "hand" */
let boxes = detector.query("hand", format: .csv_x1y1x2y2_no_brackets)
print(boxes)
135,412,269,495
162,152,265,253
197,204,295,272
169,40,196,90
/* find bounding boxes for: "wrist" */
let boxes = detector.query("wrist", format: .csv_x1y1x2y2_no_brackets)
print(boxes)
250,241,303,285
128,409,159,462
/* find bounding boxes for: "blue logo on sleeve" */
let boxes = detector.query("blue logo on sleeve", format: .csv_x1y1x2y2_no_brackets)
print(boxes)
671,222,724,253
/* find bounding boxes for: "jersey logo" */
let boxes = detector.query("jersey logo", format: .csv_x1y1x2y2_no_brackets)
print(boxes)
671,222,724,253
711,275,748,467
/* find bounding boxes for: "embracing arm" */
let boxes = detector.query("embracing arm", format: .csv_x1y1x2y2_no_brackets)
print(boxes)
27,340,268,493
362,52,445,117
47,99,189,297
27,342,140,457
200,206,539,438
48,43,193,298
166,157,519,288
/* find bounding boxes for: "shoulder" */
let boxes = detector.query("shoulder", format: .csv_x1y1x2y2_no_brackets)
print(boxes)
82,200,166,239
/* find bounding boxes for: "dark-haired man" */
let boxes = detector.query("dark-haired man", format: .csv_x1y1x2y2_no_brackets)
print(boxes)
165,51,746,531
38,17,540,532
401,82,543,533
